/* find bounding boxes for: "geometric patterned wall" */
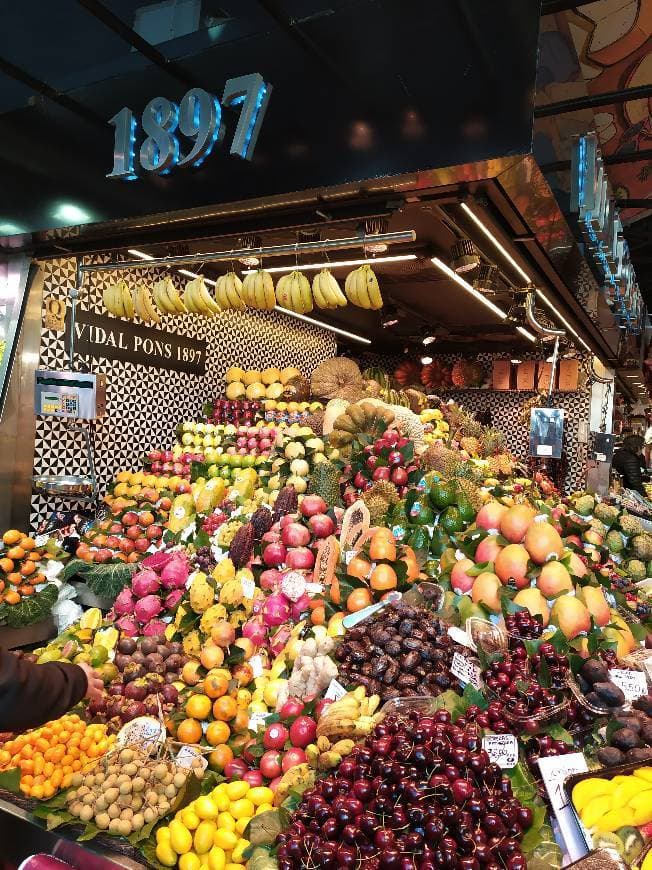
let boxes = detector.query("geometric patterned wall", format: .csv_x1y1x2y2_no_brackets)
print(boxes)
31,257,337,528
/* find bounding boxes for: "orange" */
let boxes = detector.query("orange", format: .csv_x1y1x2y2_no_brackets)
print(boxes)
0,558,14,574
231,709,250,734
6,547,25,561
2,530,22,546
200,645,224,670
17,585,35,596
370,563,398,591
177,718,202,744
185,694,212,720
20,561,36,577
6,573,21,586
208,744,234,772
212,696,237,722
369,529,397,562
346,587,373,613
205,721,231,746
4,590,20,604
328,575,341,605
347,556,371,581
19,537,36,552
29,573,45,586
204,673,229,700
311,605,325,625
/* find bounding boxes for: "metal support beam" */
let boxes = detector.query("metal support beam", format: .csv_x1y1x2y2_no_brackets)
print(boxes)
541,0,599,13
616,199,652,210
540,148,652,174
535,84,652,117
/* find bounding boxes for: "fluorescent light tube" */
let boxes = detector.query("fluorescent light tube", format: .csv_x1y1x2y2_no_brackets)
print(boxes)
274,306,371,344
460,203,531,284
243,254,417,275
127,249,155,260
431,257,508,320
178,269,216,286
516,326,537,342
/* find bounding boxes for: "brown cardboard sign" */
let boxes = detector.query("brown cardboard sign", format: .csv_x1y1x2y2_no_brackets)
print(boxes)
43,297,66,331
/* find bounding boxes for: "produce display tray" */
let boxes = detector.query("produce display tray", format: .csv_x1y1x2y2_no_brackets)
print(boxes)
0,791,146,869
0,617,57,650
71,581,114,611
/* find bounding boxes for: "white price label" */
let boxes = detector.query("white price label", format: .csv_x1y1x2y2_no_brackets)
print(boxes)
325,679,348,701
450,652,483,689
344,550,356,565
447,626,475,651
482,734,518,769
537,444,553,456
305,582,324,595
175,745,208,771
537,752,589,862
34,534,50,548
609,668,648,701
241,577,256,599
250,655,264,678
116,716,165,751
248,712,272,731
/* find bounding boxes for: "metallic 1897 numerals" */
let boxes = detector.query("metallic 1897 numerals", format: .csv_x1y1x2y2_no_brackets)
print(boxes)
107,74,271,181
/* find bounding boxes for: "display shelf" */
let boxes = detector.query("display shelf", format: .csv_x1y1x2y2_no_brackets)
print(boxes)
0,617,57,650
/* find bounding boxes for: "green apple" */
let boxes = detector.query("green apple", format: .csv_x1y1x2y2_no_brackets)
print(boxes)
182,433,194,446
207,465,219,478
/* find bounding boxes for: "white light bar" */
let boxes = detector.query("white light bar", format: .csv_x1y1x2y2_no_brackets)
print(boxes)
128,248,155,260
274,306,371,344
243,254,417,275
516,326,537,342
460,203,531,284
178,268,216,287
534,289,592,352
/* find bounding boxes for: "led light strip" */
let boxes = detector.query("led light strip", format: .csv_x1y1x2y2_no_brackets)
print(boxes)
431,257,536,342
243,254,417,275
274,306,371,344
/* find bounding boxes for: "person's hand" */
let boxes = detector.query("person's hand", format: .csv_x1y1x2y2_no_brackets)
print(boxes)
77,662,104,704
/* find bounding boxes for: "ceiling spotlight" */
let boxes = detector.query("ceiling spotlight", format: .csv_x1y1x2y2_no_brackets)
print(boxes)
381,305,400,328
421,355,433,365
422,335,437,346
505,287,529,326
362,218,389,254
511,358,522,364
472,264,500,295
238,234,262,267
450,239,480,273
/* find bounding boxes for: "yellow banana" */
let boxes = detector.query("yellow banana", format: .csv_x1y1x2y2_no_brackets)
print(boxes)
242,272,256,306
152,279,174,315
289,272,303,313
113,282,126,316
292,271,312,313
215,275,229,309
326,270,347,306
225,272,245,310
275,273,293,309
140,285,160,323
344,269,360,306
164,278,187,313
184,280,199,313
312,271,331,309
355,266,372,309
365,265,383,309
189,279,210,316
120,281,135,318
102,284,117,315
262,270,276,309
134,286,148,321
193,276,220,315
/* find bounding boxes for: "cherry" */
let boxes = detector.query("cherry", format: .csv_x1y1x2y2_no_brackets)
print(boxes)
451,778,474,803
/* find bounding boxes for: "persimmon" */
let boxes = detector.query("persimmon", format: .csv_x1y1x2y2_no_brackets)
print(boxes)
19,537,36,551
7,572,21,586
6,547,25,561
212,696,237,722
0,557,15,573
29,573,45,586
346,587,373,612
347,556,372,581
369,529,396,562
231,708,250,733
185,694,212,720
2,530,22,545
20,561,36,577
311,605,326,625
208,744,234,772
205,720,230,746
370,563,398,591
4,591,21,604
329,575,341,605
176,718,202,744
17,585,35,596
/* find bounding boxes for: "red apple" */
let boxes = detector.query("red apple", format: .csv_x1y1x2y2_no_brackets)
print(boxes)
126,526,141,541
122,511,138,526
299,495,327,518
282,747,307,772
146,525,163,540
281,522,311,548
315,698,334,718
224,758,249,780
263,722,289,751
279,514,299,529
279,698,305,719
391,467,408,486
119,538,135,555
260,749,283,779
289,715,317,748
110,523,123,534
134,538,150,553
308,514,335,538
243,769,264,788
106,535,121,549
372,467,391,482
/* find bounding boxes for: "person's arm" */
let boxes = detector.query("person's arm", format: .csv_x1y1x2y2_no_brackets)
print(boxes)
0,648,94,732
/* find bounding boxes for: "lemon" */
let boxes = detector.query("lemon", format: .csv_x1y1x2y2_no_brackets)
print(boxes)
213,829,238,851
595,807,635,833
248,786,274,807
182,809,201,830
235,816,251,835
217,812,236,832
231,838,250,863
580,795,613,828
194,820,218,854
572,778,615,812
225,781,250,801
230,798,255,820
195,796,220,820
156,827,171,843
210,790,230,812
207,846,227,870
179,854,202,870
170,819,193,854
256,803,274,815
155,842,178,867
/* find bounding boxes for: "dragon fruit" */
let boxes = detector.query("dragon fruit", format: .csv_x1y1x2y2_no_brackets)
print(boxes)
160,554,189,590
291,594,311,621
131,569,160,598
114,587,136,616
134,594,163,625
280,570,307,603
164,588,184,610
262,592,291,627
142,549,176,571
142,618,168,637
115,615,139,637
242,617,267,647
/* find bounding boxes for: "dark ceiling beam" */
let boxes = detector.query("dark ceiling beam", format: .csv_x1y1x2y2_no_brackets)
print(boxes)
535,84,652,117
541,0,599,13
616,199,652,209
540,148,652,174
0,56,105,128
76,0,197,88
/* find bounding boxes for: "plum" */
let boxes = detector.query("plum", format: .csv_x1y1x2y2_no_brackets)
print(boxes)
611,728,642,751
580,659,609,685
594,682,626,708
597,747,624,766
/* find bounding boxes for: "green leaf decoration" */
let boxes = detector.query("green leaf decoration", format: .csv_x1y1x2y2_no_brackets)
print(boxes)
45,810,74,831
548,630,570,654
83,562,136,600
537,654,552,688
0,583,59,628
245,808,291,846
193,529,210,549
467,561,493,577
462,683,488,710
77,821,101,842
127,816,157,844
546,722,575,745
60,559,91,583
629,621,648,641
0,767,21,793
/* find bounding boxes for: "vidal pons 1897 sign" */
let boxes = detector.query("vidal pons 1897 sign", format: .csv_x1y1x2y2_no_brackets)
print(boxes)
64,307,206,375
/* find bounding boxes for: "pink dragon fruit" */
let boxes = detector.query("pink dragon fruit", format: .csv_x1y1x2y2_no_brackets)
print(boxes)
114,587,136,616
142,549,176,571
134,594,163,625
160,554,189,590
131,569,160,598
164,588,185,610
142,618,168,637
291,593,311,621
115,615,139,637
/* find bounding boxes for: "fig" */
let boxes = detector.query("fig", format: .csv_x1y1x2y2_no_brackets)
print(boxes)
596,746,625,766
614,716,642,733
584,692,607,710
611,728,642,751
626,747,652,763
580,658,609,685
639,721,652,746
594,682,626,708
633,695,652,716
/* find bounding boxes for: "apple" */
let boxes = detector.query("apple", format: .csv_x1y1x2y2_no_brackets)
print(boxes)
260,749,283,779
308,514,335,538
387,450,402,466
286,547,315,570
263,722,289,750
243,769,264,788
315,698,333,718
282,747,307,772
261,530,281,544
122,511,138,526
354,471,367,489
126,526,141,541
279,698,305,719
383,430,399,447
147,450,162,462
134,538,150,553
146,525,163,540
177,481,191,493
279,514,298,529
259,438,272,451
281,522,311,548
106,535,121,549
236,437,248,448
289,715,317,748
299,495,327,518
119,538,135,555
263,542,287,567
391,467,408,485
247,438,259,450
151,461,162,473
372,466,391,482
224,758,249,780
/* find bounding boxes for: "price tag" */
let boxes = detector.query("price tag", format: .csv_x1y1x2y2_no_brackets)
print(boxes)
116,716,165,751
609,669,648,701
305,582,324,595
482,734,518,769
343,550,356,565
538,752,589,862
450,652,483,689
537,444,553,456
35,534,50,548
241,577,256,599
325,679,348,701
250,655,264,678
447,626,475,651
248,712,272,731
175,745,208,771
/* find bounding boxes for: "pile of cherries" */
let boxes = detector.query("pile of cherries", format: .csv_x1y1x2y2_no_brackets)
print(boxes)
277,710,532,870
482,643,569,733
504,610,543,640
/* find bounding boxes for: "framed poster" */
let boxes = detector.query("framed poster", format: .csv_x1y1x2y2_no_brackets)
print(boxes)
529,408,564,459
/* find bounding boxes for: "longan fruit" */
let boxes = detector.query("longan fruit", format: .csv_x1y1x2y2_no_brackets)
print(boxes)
122,763,138,777
94,796,107,813
67,790,78,803
119,781,132,795
104,774,118,788
116,774,130,785
119,748,135,764
107,764,120,775
79,805,94,822
131,812,144,831
120,808,133,821
117,819,132,837
69,801,83,817
104,787,119,804
173,773,186,789
108,818,122,834
143,807,156,824
83,793,96,806
154,763,168,781
145,789,159,804
164,784,176,800
71,773,83,788
131,796,143,812
107,803,120,820
117,795,133,809
76,786,90,798
131,777,146,793
84,775,96,788
162,772,173,786
95,812,110,830
94,772,105,785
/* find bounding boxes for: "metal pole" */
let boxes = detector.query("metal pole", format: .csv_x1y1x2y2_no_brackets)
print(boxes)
79,230,417,273
69,259,82,372
548,336,560,403
535,84,652,118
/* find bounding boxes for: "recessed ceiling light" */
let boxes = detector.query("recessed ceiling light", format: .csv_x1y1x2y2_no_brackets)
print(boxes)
449,239,480,273
421,355,433,365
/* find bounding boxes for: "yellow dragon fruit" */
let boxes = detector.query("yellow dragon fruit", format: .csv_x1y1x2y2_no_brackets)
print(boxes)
219,576,244,607
212,558,236,585
200,603,229,635
182,630,201,657
189,571,215,614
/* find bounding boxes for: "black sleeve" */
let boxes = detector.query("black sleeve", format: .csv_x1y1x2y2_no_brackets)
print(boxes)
0,648,88,732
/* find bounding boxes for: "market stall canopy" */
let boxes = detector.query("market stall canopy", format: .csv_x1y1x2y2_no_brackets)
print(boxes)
0,0,541,238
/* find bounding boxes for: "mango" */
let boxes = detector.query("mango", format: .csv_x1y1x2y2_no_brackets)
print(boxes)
613,778,650,805
169,819,193,854
595,807,635,832
194,820,218,855
572,778,615,812
155,841,179,867
629,791,652,826
635,768,652,783
580,794,613,828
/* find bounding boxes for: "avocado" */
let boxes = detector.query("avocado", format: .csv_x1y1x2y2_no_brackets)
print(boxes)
580,658,609,686
440,506,464,534
594,681,626,708
611,727,642,751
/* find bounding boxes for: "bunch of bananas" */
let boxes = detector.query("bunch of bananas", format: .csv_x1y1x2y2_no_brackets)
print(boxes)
102,280,135,319
344,263,383,309
275,270,313,314
215,271,246,311
312,268,347,309
315,686,381,739
306,736,355,771
241,269,276,310
183,276,220,316
152,277,187,316
134,285,160,323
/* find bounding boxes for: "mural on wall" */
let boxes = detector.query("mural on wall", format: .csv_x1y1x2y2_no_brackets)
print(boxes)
31,257,337,528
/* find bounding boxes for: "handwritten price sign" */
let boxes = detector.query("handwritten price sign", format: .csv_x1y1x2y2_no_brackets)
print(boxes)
482,734,518,769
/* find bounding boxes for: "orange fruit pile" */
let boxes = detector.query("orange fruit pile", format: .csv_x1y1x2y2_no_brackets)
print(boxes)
0,714,113,798
0,530,46,604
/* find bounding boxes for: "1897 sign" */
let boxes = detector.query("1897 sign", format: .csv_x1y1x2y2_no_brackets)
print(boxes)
64,308,206,375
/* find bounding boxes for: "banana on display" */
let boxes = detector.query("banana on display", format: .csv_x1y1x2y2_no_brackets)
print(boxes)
134,285,160,324
276,270,313,314
315,686,381,740
102,279,134,319
344,263,383,310
242,269,276,310
152,277,187,316
312,268,347,309
184,276,220,316
215,271,246,311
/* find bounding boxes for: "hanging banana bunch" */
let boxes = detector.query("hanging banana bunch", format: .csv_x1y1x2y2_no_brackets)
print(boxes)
134,285,160,324
183,276,220,316
241,269,276,310
103,279,135,319
215,271,246,311
152,277,187,316
276,270,313,314
344,263,383,310
312,268,347,309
